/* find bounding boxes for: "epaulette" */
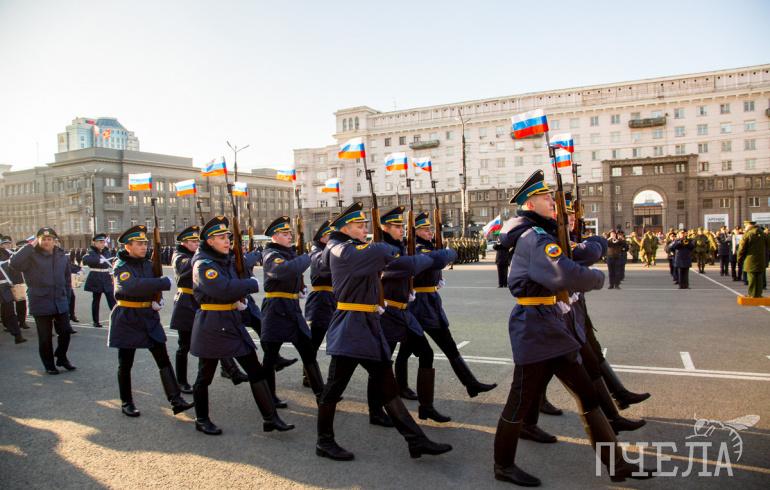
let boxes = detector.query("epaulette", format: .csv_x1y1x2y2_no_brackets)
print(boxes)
532,226,548,235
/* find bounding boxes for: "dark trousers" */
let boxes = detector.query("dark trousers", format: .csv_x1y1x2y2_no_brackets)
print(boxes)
262,333,317,397
92,291,116,325
177,330,191,356
194,353,268,418
15,299,27,325
496,262,509,287
117,343,171,403
310,320,331,352
425,327,460,359
319,355,399,405
719,255,730,276
606,257,622,286
397,330,434,368
730,257,738,279
668,257,676,280
35,313,71,370
1,300,21,337
678,267,690,289
396,327,458,375
68,289,76,319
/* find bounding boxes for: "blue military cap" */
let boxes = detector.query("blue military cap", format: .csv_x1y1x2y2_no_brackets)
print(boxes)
92,233,108,242
380,206,405,226
330,202,369,230
0,236,11,245
414,212,431,229
201,216,230,241
564,191,574,214
265,216,291,236
176,225,200,242
509,170,552,206
118,225,148,244
312,220,333,242
36,227,58,239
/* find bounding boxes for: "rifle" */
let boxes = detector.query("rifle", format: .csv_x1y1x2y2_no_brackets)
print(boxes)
196,200,205,227
572,161,585,243
545,132,572,305
247,202,255,252
223,166,246,280
294,187,306,256
361,154,384,307
430,174,443,249
150,198,163,302
405,171,416,290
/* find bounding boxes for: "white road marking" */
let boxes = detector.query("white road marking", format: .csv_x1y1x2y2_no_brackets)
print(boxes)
680,351,696,371
456,341,470,349
695,273,770,313
602,347,608,358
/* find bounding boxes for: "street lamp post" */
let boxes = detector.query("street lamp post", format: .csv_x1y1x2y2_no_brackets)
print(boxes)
79,166,104,235
227,141,250,182
457,109,470,237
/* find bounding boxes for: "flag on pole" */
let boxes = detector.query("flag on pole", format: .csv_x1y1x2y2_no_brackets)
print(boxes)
482,215,502,238
553,148,572,168
385,152,408,171
201,159,227,177
322,178,341,193
338,137,366,159
550,133,574,153
174,179,196,196
413,156,432,173
276,167,296,181
232,182,248,196
102,129,112,140
128,173,152,191
511,109,549,139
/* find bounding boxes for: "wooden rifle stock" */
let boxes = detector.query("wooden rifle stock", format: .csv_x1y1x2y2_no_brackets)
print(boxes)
150,198,163,302
547,133,572,305
431,179,443,249
226,184,246,279
572,163,585,242
247,202,255,252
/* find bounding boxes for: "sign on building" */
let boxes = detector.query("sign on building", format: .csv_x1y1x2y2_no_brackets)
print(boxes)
704,213,729,231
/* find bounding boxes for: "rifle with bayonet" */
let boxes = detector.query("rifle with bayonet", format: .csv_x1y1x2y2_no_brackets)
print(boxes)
572,161,585,243
545,133,573,305
361,154,384,307
247,202,255,252
150,198,164,302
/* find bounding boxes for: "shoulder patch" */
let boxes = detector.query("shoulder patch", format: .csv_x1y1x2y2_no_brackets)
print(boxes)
204,269,218,280
273,257,285,264
115,259,126,268
532,226,548,235
199,258,212,264
118,271,131,281
355,243,369,250
420,248,431,253
544,243,563,258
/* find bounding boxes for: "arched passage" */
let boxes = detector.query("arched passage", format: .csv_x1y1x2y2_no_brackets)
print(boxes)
632,188,666,235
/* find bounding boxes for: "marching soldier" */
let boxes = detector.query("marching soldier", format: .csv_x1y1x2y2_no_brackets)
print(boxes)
169,225,201,394
669,230,695,289
694,228,710,274
0,236,27,344
10,228,76,373
628,232,640,263
190,216,293,435
737,221,769,297
304,220,336,385
108,225,194,417
493,240,512,288
81,233,116,328
12,240,30,329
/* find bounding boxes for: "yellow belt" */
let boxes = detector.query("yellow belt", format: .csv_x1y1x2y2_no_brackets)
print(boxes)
312,286,333,292
265,292,300,299
516,296,557,306
337,302,379,313
200,303,238,311
384,299,408,310
414,286,438,293
117,300,152,308
178,287,194,295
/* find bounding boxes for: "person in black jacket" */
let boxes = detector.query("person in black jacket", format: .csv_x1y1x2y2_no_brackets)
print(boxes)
0,236,26,344
493,241,512,288
669,231,695,289
716,230,731,277
81,234,116,327
606,231,625,289
12,240,30,328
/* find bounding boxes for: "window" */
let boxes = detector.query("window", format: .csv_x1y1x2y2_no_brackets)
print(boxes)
654,146,664,156
675,126,685,137
384,137,391,146
591,150,601,161
698,105,707,116
747,196,760,207
398,136,406,145
631,166,643,176
721,160,732,171
356,183,361,192
698,143,708,153
610,114,620,125
630,112,640,120
675,163,686,173
495,126,506,137
446,146,454,157
699,161,710,172
677,181,684,192
614,184,621,195
652,129,663,139
697,124,708,136
480,175,490,184
569,118,579,129
514,156,524,166
342,119,347,131
478,127,487,139
445,131,454,140
703,198,713,208
675,144,686,155
590,116,599,127
590,203,599,213
632,148,641,158
744,139,756,151
611,149,620,159
743,100,755,112
745,120,756,131
651,110,662,118
480,159,489,169
631,132,641,143
745,158,756,170
719,198,731,208
611,167,622,177
354,117,359,129
674,108,685,119
497,157,505,168
590,133,600,144
413,135,421,143
654,164,664,174
676,200,685,210
615,202,622,212
720,122,732,134
128,194,137,206
592,168,602,179
721,141,732,152
610,131,620,143
720,103,730,114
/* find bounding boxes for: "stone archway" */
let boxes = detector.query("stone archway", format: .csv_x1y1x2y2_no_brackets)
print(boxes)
632,188,666,235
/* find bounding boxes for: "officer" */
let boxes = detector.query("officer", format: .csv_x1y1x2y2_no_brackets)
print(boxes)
493,170,653,485
737,221,769,297
0,236,26,343
606,231,624,289
304,220,336,387
669,230,695,289
108,225,194,417
315,202,451,461
81,233,116,328
398,212,497,399
190,216,293,435
260,216,324,406
493,240,512,288
12,240,30,329
66,247,82,323
169,225,201,394
10,228,75,374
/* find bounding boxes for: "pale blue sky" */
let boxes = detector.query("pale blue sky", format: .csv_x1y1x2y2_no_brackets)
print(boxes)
0,0,768,171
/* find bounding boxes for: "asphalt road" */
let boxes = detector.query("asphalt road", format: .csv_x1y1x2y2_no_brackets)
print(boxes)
1,259,769,489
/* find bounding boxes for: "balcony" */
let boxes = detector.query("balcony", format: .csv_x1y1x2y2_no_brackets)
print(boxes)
409,139,440,150
628,116,667,129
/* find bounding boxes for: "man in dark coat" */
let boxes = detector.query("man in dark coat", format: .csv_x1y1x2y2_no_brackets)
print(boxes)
304,220,336,387
169,225,201,394
0,236,27,343
494,240,512,288
669,230,695,289
12,239,30,328
81,233,116,327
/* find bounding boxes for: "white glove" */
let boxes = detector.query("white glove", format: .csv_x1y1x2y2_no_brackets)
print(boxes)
99,256,110,265
376,305,385,315
299,286,308,299
235,300,248,311
151,299,165,311
438,279,446,289
570,293,580,304
408,290,416,303
556,301,571,315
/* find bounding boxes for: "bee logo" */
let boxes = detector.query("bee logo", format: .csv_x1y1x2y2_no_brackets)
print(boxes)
687,414,759,461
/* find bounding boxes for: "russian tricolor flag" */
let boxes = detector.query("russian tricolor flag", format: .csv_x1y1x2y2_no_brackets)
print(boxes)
128,173,152,191
232,182,248,197
553,148,572,168
482,215,502,238
550,133,574,153
322,178,341,193
276,167,296,181
202,159,227,177
385,152,408,171
175,179,196,196
338,137,366,159
413,157,432,173
511,109,549,139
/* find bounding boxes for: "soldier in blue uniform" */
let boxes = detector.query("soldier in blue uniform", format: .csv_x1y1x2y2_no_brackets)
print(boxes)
0,236,27,344
81,233,116,328
303,220,335,387
397,212,497,399
108,225,194,418
493,170,653,486
315,202,451,461
190,216,293,435
169,225,201,394
10,228,75,374
260,216,324,406
66,246,82,324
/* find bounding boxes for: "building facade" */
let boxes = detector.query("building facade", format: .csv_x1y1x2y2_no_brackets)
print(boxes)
294,64,770,235
0,148,293,247
57,117,140,153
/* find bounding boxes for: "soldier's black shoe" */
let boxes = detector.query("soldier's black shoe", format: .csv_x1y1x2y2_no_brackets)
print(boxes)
369,410,394,428
274,355,298,372
399,387,418,400
121,402,141,417
539,395,562,416
249,380,294,432
448,356,497,398
273,396,288,409
418,406,452,423
520,424,557,444
159,366,195,415
317,402,354,460
70,316,80,323
316,440,355,461
220,358,249,385
195,418,222,435
93,323,103,328
179,382,193,394
14,335,27,344
56,359,77,371
608,284,615,289
613,390,651,410
45,367,60,375
494,464,542,487
20,323,30,329
408,437,453,458
610,416,646,433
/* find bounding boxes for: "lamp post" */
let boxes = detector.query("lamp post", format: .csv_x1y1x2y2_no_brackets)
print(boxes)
227,141,250,182
79,166,104,235
456,109,470,237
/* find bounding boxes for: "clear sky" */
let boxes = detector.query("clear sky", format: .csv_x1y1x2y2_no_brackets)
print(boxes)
0,0,768,171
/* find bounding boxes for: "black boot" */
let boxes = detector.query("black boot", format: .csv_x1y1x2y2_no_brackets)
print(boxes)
368,375,393,427
304,360,325,398
599,360,650,409
56,357,77,371
176,351,193,394
193,383,222,435
395,355,418,400
417,368,451,423
220,358,249,385
159,366,195,415
581,408,655,482
539,392,562,416
316,402,354,460
250,380,294,432
593,378,645,433
383,396,452,458
118,368,140,417
520,424,557,444
265,368,287,409
448,355,497,398
274,354,298,372
493,417,541,486
14,334,27,344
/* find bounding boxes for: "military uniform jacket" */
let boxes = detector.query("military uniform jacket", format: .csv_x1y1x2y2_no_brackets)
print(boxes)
241,250,264,330
0,248,19,304
569,236,607,346
9,244,71,316
260,243,311,343
408,237,458,331
323,231,397,361
737,227,769,272
670,239,695,268
170,245,198,332
190,244,260,358
82,246,115,293
500,211,605,365
305,242,336,331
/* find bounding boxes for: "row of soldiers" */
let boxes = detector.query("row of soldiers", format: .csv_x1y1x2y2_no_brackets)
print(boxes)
446,237,486,265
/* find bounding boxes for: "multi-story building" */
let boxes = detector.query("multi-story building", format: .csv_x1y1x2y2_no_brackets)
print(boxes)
0,147,293,247
295,64,770,235
57,117,140,153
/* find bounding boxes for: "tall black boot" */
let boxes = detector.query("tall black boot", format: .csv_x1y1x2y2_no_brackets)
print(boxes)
368,375,393,427
383,395,452,458
417,368,451,423
493,417,541,486
193,383,221,435
395,351,417,400
265,368,287,408
274,354,298,372
250,380,294,432
176,351,193,394
304,360,325,398
448,355,497,398
581,408,655,482
220,357,249,385
539,392,563,416
599,360,650,409
159,366,195,415
316,402,354,460
118,367,140,417
593,378,645,433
